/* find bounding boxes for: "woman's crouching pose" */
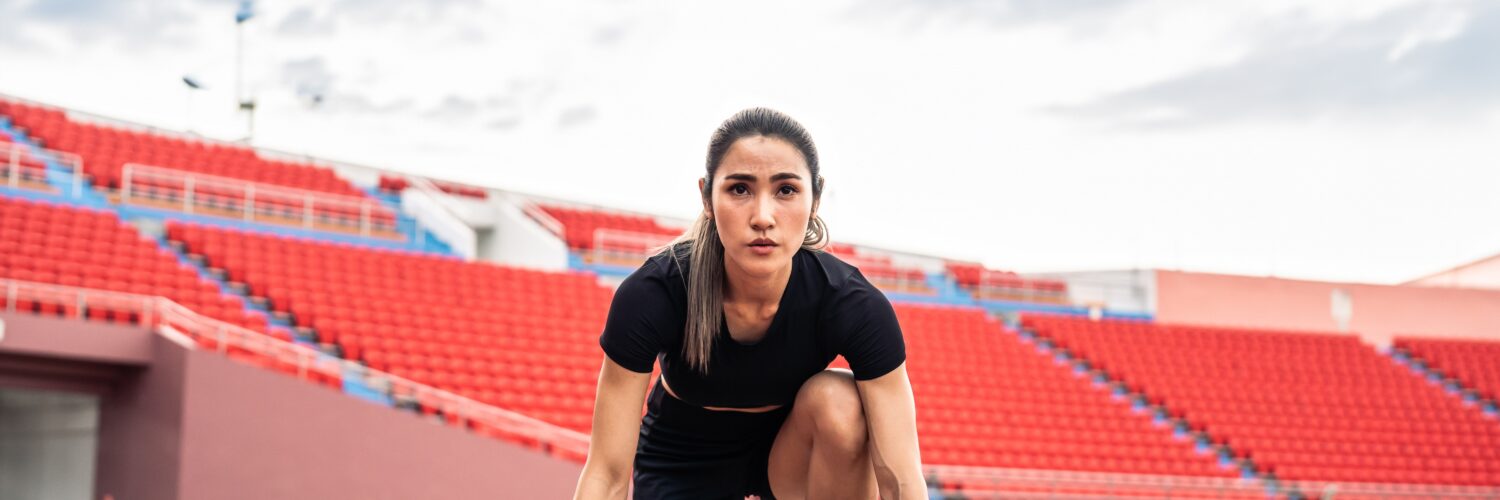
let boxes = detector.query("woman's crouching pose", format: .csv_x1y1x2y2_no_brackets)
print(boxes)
573,108,925,499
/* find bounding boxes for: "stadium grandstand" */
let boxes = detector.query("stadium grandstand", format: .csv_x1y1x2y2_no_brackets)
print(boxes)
3,92,1499,500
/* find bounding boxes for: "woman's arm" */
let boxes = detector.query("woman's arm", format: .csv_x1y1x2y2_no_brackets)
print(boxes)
855,362,927,500
573,356,653,500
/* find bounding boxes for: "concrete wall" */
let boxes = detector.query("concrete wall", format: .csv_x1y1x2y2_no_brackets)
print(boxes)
400,187,479,260
0,314,153,500
1154,270,1500,344
483,192,569,271
94,332,188,500
0,387,100,500
171,341,582,500
1027,269,1156,314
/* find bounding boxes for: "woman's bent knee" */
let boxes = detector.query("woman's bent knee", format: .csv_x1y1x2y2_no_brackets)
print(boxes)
795,370,868,455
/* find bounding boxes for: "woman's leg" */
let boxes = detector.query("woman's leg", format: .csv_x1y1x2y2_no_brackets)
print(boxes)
766,369,878,500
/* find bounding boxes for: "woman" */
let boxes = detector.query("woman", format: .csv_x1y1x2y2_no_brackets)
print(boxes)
573,108,925,499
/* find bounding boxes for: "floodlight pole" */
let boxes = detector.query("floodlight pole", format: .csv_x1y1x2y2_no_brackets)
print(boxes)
235,16,256,143
236,21,243,110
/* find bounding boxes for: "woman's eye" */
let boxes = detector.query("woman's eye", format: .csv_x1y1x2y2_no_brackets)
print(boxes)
779,185,798,196
730,184,748,195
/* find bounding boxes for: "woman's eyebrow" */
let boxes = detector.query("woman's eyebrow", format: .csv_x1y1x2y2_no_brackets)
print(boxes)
723,172,803,182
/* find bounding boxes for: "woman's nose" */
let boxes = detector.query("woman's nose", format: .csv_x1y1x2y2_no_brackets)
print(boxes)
750,197,775,230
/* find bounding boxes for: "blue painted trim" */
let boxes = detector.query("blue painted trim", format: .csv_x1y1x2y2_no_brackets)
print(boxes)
359,186,455,256
1387,347,1500,420
0,185,73,204
342,370,396,406
979,299,1154,321
118,203,454,256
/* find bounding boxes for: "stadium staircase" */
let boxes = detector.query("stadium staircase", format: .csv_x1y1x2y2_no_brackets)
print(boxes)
1391,338,1500,420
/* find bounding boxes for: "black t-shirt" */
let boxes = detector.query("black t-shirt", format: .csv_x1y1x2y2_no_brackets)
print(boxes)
598,242,907,408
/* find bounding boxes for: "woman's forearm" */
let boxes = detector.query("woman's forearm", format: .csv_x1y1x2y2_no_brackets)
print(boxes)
874,462,928,499
572,466,629,500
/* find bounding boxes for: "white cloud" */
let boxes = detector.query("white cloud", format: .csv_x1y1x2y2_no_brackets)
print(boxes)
0,0,1496,285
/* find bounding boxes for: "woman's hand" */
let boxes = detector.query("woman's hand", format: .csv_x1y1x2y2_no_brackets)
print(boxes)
572,356,652,500
854,362,927,499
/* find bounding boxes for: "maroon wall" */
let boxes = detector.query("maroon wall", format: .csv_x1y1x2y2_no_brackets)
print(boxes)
1,313,582,500
171,343,582,499
95,330,189,500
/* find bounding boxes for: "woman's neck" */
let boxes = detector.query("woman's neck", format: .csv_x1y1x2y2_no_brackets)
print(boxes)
722,256,793,309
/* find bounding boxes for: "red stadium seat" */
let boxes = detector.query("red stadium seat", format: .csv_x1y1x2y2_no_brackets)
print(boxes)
0,195,273,334
1022,314,1500,487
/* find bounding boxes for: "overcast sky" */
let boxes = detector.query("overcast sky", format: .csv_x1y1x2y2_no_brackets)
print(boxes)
1,0,1497,284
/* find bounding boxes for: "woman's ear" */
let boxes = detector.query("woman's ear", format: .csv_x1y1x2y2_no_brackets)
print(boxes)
698,177,711,219
813,176,824,214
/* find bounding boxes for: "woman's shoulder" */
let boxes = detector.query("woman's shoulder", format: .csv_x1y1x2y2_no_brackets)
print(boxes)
804,246,865,291
617,241,691,300
642,240,691,280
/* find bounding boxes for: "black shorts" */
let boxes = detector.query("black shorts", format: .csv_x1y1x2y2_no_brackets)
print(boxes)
632,378,794,499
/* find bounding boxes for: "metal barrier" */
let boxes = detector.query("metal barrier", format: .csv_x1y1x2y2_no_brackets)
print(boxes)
923,464,1500,499
0,278,590,462
522,202,565,239
975,271,1070,304
832,252,933,294
120,163,398,236
925,465,1264,498
591,228,679,267
1,141,83,196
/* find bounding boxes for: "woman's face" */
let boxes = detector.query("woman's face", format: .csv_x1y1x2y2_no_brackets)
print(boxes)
701,136,818,280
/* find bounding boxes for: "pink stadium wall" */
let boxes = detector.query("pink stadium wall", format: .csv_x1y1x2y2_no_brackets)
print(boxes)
1406,253,1500,290
0,314,581,500
1154,270,1500,343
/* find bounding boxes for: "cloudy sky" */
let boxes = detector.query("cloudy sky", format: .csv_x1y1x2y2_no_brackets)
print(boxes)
1,0,1497,284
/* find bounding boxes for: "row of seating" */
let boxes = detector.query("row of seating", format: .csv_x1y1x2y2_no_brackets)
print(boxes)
946,261,1069,302
826,245,928,284
1023,314,1500,486
377,175,489,199
168,220,1234,477
537,203,682,251
0,99,368,198
168,222,611,433
1396,337,1500,403
0,195,277,335
901,306,1233,477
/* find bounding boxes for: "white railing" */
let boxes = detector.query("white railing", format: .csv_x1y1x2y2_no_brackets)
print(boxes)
591,228,678,266
925,465,1264,498
976,271,1069,303
0,278,591,461
1,141,83,196
522,202,565,239
833,252,932,294
120,163,397,237
924,464,1500,498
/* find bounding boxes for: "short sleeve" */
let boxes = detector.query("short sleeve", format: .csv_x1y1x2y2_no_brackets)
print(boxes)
598,259,676,373
826,269,907,381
